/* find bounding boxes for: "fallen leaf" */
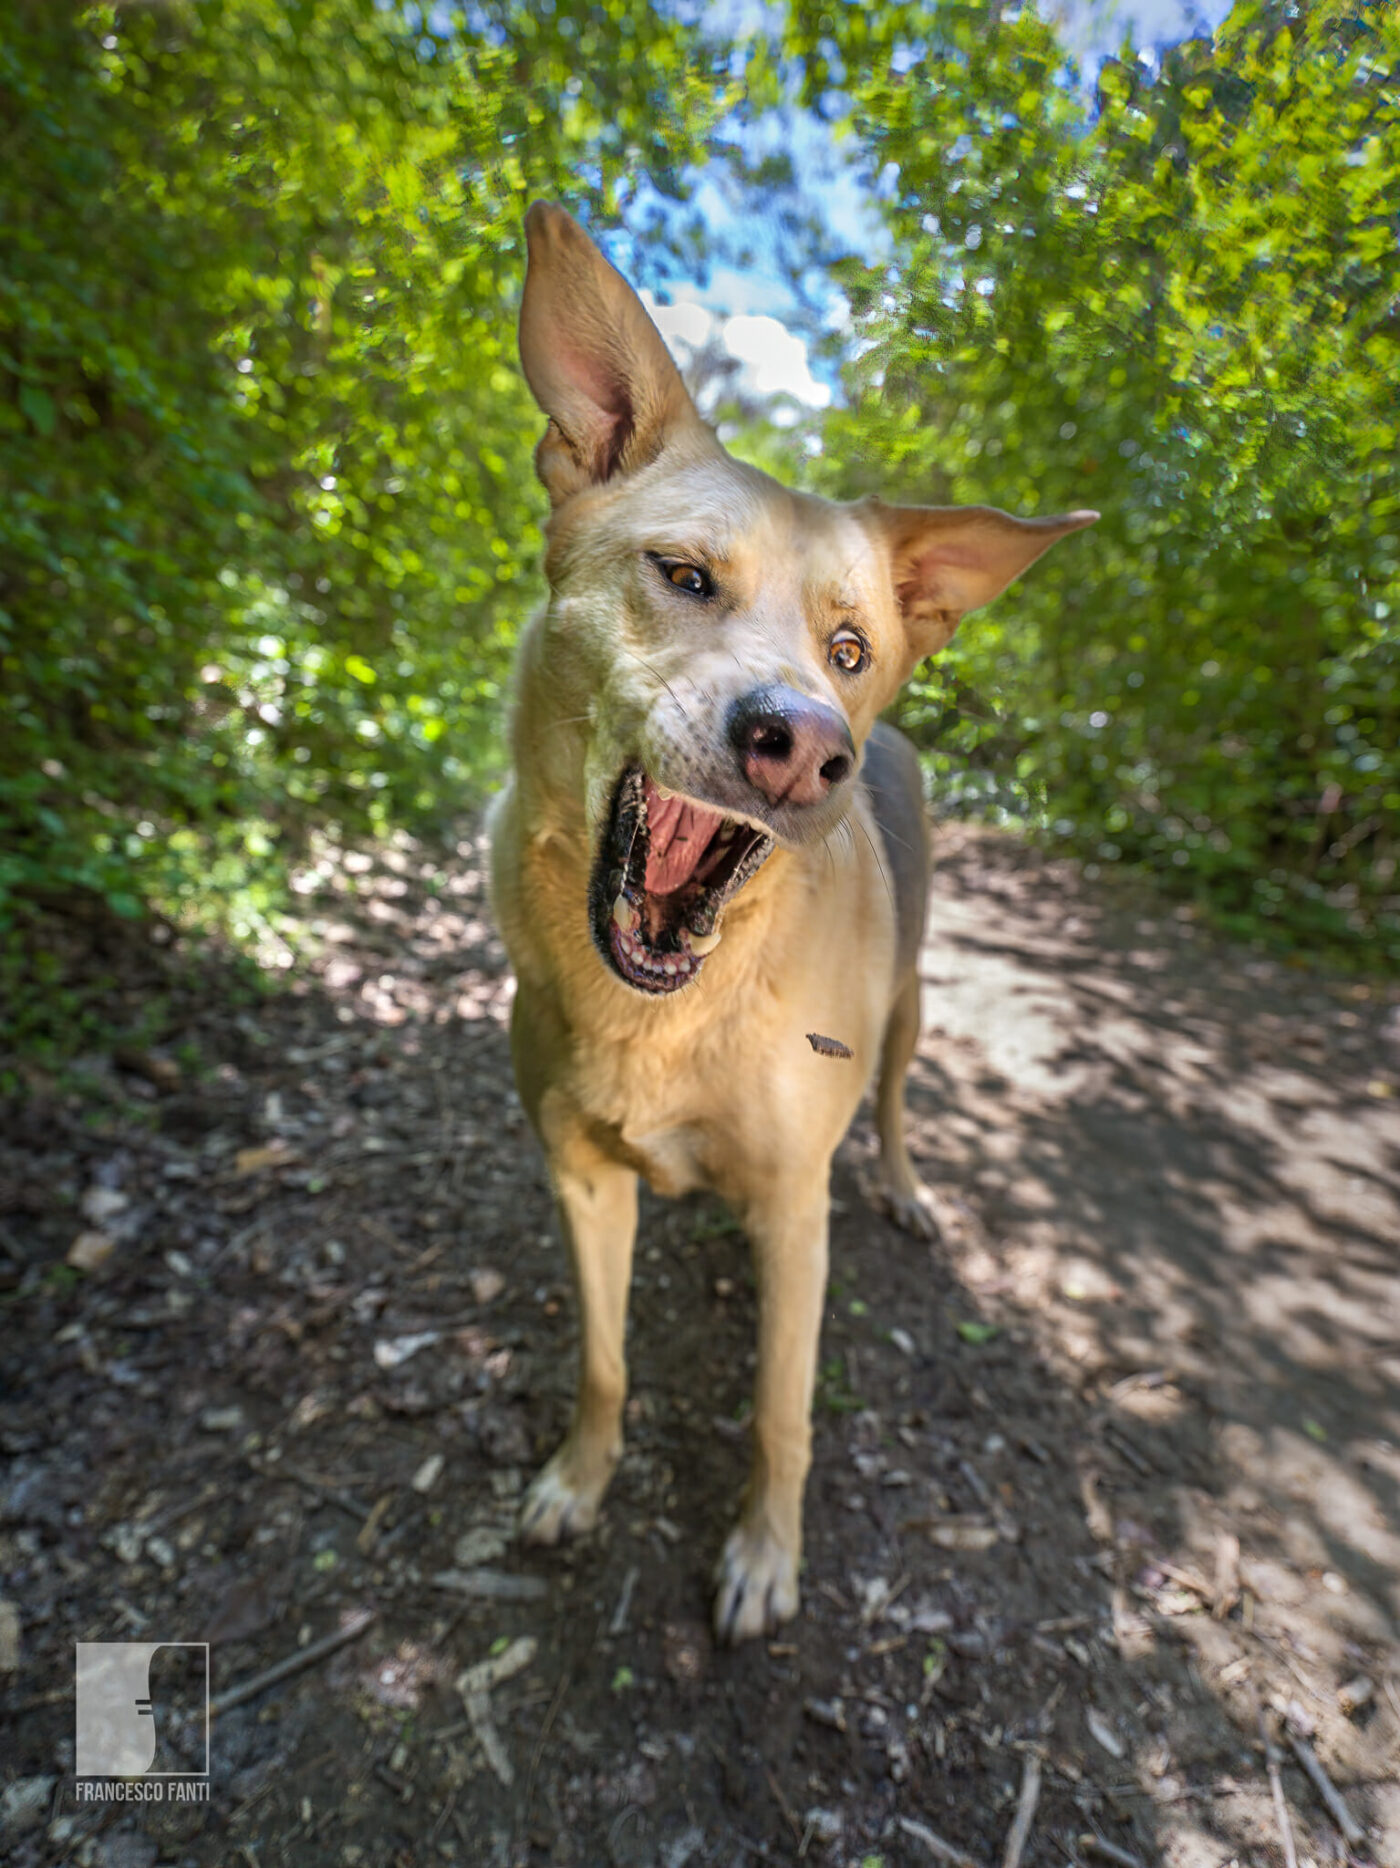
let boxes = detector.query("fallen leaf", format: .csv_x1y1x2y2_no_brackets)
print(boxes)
1086,1706,1125,1758
662,1621,707,1684
453,1526,509,1568
411,1453,444,1493
921,1515,999,1552
956,1321,999,1346
114,1047,182,1091
206,1575,282,1645
469,1266,505,1304
373,1331,439,1370
234,1142,299,1176
67,1231,116,1271
80,1187,129,1223
456,1634,537,1699
803,1696,847,1732
356,1494,394,1554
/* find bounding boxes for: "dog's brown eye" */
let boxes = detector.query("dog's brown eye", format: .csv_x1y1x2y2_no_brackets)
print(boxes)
829,631,867,674
646,552,715,600
667,562,711,598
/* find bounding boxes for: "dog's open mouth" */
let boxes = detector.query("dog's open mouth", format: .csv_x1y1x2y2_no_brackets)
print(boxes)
590,767,773,994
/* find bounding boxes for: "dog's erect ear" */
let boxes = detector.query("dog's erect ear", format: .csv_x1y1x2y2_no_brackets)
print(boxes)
873,502,1098,660
519,202,701,505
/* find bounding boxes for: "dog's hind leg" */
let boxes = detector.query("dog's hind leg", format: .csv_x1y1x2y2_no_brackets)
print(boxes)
520,1136,638,1545
870,969,939,1241
714,1181,830,1644
858,724,937,1240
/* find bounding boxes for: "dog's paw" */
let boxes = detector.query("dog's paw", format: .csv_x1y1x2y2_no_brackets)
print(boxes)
873,1181,941,1242
519,1450,609,1546
712,1521,799,1645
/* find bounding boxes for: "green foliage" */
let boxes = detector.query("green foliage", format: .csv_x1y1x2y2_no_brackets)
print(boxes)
956,1320,999,1346
1,0,735,935
790,0,1400,965
5,0,1398,988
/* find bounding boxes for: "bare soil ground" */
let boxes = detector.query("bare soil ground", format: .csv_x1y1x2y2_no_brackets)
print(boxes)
2,823,1398,1868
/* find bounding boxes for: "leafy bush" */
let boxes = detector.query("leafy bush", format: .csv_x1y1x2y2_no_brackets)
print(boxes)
4,0,1397,982
790,0,1400,965
1,0,734,935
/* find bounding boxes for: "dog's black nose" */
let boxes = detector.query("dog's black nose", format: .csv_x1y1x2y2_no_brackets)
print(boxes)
728,686,855,808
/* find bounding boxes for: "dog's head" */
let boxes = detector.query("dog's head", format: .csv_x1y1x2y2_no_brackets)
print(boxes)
516,202,1095,996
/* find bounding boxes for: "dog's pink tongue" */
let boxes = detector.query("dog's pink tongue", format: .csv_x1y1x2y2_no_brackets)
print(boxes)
644,784,722,895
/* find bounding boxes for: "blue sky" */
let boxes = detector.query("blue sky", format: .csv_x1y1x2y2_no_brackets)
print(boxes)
634,0,1235,407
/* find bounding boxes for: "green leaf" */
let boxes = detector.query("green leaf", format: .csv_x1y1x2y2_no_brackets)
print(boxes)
956,1321,999,1346
19,385,56,437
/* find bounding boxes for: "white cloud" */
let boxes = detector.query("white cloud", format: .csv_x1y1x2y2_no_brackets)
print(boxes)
645,296,714,353
640,292,831,410
721,314,830,407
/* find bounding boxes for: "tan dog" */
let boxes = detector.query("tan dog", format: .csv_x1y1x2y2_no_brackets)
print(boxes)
489,202,1095,1643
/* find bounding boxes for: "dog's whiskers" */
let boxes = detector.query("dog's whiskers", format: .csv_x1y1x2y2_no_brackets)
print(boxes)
622,651,694,727
853,812,896,913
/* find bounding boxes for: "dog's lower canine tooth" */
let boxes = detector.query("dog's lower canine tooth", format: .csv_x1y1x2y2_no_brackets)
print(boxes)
613,894,639,933
687,927,722,955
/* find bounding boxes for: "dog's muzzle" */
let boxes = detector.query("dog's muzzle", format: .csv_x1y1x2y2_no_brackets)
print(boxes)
588,768,773,995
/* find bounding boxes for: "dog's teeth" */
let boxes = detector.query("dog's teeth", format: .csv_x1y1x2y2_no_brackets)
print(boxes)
662,960,677,976
655,784,674,801
686,928,722,956
612,893,639,934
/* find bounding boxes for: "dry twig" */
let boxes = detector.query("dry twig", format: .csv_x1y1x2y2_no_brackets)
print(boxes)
1001,1752,1042,1868
1259,1711,1299,1868
1286,1732,1364,1847
464,1691,513,1784
432,1567,547,1601
896,1813,988,1867
457,1635,537,1787
1079,1837,1144,1868
210,1607,377,1716
457,1634,537,1699
608,1565,639,1637
764,1764,802,1840
1213,1532,1241,1618
283,1464,370,1524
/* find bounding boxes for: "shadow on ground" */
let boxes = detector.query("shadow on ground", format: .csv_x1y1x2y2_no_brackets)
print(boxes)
1,822,1396,1867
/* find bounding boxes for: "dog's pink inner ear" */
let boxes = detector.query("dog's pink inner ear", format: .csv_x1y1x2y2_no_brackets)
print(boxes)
519,202,697,502
549,337,635,480
894,539,991,617
880,503,1098,655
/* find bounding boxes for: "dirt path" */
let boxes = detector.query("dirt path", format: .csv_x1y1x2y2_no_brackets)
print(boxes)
2,824,1397,1868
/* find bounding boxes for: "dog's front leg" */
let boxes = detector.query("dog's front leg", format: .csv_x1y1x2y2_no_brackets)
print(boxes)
714,1178,830,1644
520,1133,638,1545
